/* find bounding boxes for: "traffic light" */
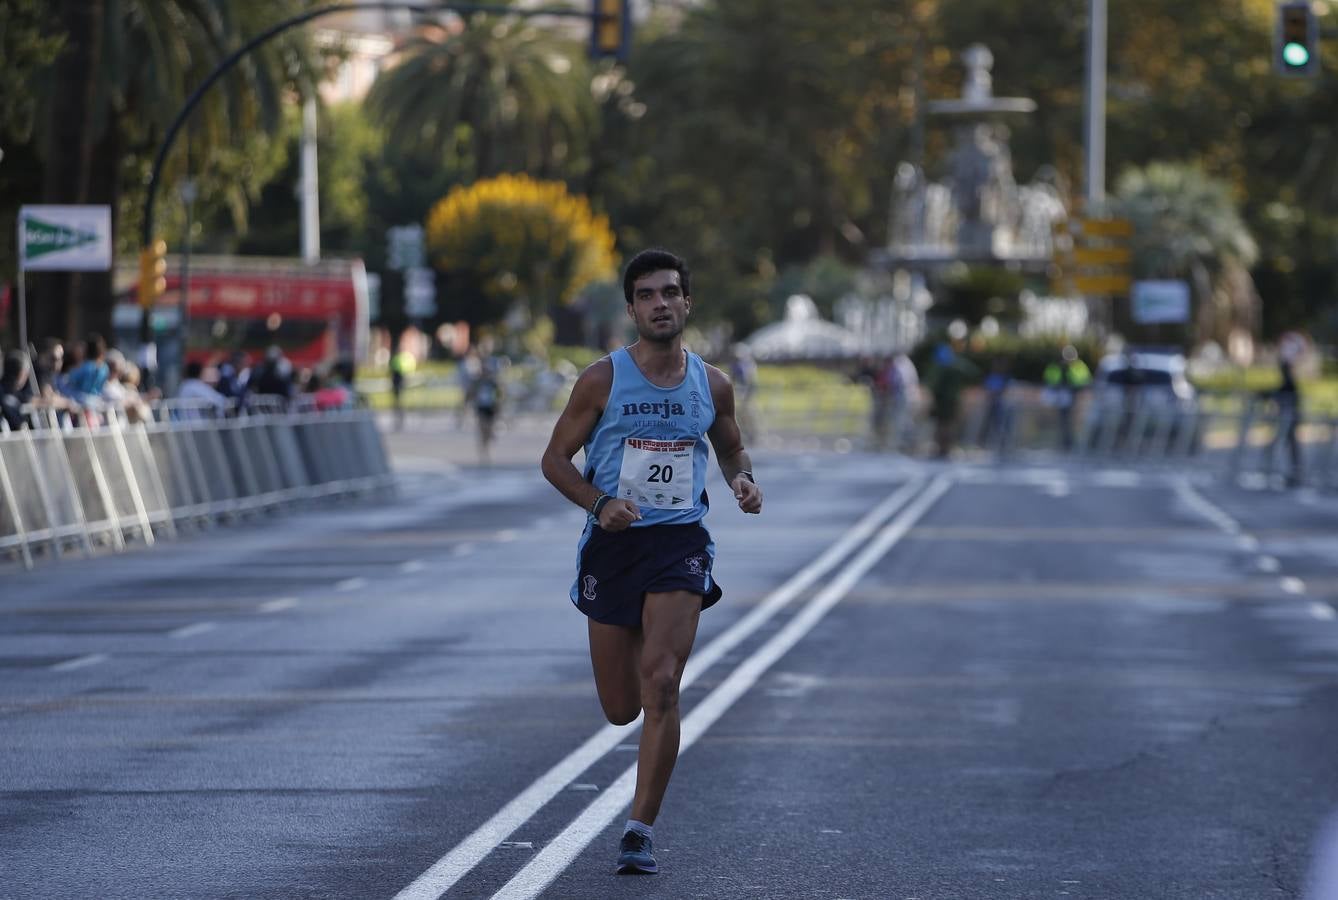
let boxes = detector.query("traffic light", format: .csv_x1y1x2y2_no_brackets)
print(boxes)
590,0,629,61
138,238,167,308
1276,1,1319,77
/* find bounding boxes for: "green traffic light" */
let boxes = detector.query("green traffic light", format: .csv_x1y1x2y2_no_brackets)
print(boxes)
1283,41,1311,67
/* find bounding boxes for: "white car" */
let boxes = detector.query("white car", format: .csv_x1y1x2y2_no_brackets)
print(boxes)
1090,349,1198,412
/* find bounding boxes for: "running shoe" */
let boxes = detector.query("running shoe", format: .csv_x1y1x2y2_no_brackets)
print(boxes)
615,830,657,874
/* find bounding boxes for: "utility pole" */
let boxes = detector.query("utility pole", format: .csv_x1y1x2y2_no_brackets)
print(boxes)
1084,0,1107,211
300,94,320,263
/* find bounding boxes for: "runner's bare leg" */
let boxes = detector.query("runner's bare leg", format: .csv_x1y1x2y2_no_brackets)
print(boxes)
588,619,642,726
630,590,702,824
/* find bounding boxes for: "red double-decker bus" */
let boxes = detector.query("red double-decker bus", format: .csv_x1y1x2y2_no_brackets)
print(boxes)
114,255,370,369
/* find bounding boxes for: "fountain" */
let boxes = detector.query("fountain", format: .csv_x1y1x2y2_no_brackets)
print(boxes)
886,44,1068,267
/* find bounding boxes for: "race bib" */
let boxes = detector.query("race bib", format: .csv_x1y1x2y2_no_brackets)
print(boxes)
618,438,694,509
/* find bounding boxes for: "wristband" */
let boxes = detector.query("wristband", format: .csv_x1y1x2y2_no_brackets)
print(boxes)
591,493,612,518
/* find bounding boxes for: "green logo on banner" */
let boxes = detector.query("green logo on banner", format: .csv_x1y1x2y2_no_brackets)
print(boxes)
23,215,98,261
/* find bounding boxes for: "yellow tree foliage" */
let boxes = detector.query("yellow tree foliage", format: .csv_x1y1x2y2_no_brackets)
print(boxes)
425,174,618,325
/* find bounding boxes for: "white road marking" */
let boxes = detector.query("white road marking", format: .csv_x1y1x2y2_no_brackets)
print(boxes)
400,560,426,574
259,597,299,613
1237,535,1259,552
169,622,217,639
391,476,933,900
335,577,368,592
489,476,953,900
1173,479,1241,534
1281,576,1307,595
50,653,108,672
1310,602,1336,621
497,530,518,543
1042,482,1071,498
451,544,475,558
1257,556,1280,573
1094,468,1141,486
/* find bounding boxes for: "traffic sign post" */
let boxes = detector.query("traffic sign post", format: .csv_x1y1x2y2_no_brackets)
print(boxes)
15,205,113,354
1050,214,1134,299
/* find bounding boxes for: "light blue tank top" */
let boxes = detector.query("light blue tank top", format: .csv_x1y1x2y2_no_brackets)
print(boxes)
583,347,716,527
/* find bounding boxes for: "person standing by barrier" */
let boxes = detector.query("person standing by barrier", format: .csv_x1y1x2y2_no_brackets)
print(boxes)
979,356,1013,452
63,333,110,407
467,358,501,464
389,343,415,431
925,341,978,459
1273,355,1303,486
2,351,32,430
1042,345,1091,451
540,248,763,876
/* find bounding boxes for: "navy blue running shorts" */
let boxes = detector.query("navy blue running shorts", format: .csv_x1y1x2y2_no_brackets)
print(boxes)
571,521,722,627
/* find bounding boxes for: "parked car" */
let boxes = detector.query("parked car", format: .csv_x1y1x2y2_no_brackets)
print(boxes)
1090,348,1197,412
1084,348,1201,453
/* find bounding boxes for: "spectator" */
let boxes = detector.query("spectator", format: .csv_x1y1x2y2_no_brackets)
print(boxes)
979,356,1013,452
118,361,154,425
729,343,759,442
467,357,502,464
215,351,251,402
250,345,295,404
1274,355,1303,487
63,333,110,404
100,349,128,409
1042,345,1091,451
2,351,32,430
924,341,979,459
389,343,416,430
890,351,921,453
308,370,352,412
178,360,229,417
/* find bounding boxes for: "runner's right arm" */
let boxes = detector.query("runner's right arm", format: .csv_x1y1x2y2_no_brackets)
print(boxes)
540,359,641,531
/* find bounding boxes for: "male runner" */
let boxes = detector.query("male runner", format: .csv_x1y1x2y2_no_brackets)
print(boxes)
540,248,763,874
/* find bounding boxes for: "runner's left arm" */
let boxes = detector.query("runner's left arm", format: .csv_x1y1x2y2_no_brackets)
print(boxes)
706,365,762,515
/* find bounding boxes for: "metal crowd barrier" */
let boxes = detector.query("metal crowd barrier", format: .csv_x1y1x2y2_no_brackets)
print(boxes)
0,399,394,569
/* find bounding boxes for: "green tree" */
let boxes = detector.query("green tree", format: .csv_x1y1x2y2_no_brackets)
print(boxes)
1115,162,1258,349
365,15,596,183
21,0,320,344
425,174,617,329
595,0,919,337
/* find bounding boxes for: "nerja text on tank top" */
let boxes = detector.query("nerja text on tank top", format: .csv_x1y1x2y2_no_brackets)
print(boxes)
583,347,717,526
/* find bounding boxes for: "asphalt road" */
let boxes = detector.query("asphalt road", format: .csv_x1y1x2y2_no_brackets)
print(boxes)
3,423,1338,899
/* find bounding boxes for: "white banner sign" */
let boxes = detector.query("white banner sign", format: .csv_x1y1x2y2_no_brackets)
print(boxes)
1131,279,1191,324
18,205,113,272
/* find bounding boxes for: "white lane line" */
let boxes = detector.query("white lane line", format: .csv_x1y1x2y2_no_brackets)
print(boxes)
259,597,299,613
489,475,954,900
400,560,426,574
50,653,109,672
335,577,369,592
1309,602,1336,621
1281,576,1307,595
451,543,476,558
1257,556,1281,573
1092,469,1142,488
391,476,932,900
1173,479,1241,535
169,622,217,639
1237,535,1259,552
496,530,518,543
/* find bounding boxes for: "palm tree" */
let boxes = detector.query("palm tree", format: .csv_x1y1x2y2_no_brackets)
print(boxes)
365,15,596,183
29,0,315,343
1115,162,1260,351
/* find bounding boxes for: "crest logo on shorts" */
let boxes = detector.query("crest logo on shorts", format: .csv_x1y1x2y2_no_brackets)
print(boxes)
582,575,598,601
685,555,705,576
